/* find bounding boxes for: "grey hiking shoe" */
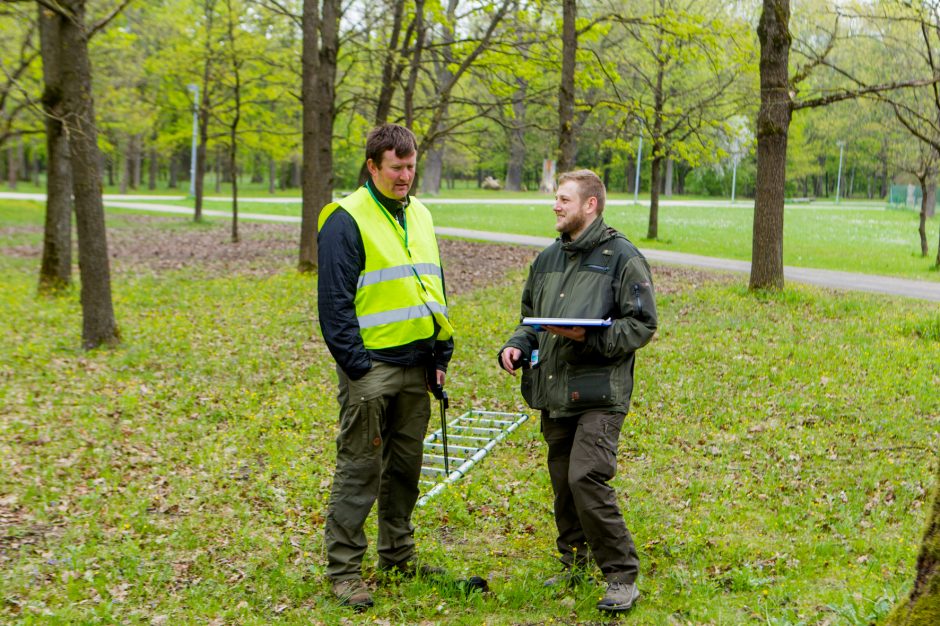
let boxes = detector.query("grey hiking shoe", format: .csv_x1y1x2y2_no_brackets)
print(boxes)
597,581,640,612
543,568,584,588
332,578,373,610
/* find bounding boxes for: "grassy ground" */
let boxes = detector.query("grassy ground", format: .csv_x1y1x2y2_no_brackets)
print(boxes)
1,201,938,624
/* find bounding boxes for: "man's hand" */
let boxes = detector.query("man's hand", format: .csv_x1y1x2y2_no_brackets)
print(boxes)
499,347,523,376
545,325,586,342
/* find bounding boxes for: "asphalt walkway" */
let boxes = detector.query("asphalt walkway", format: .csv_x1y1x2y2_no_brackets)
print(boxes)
3,192,938,302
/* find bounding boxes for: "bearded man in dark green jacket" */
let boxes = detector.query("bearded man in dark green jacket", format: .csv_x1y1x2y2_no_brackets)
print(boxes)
499,169,657,614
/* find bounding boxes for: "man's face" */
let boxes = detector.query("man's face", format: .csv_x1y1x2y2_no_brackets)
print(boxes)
554,180,593,238
367,149,416,200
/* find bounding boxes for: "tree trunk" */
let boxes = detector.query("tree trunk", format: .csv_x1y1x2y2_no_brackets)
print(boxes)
625,156,635,193
504,77,527,191
194,1,216,223
7,140,17,189
168,152,178,189
647,153,662,239
403,0,426,129
225,0,241,243
299,0,318,256
664,157,673,196
919,177,930,257
299,0,340,272
557,0,577,173
119,138,129,194
59,0,118,348
195,87,208,218
750,0,792,291
374,0,407,126
38,4,73,294
148,145,158,190
602,149,612,189
268,155,276,194
883,459,940,625
422,147,444,195
250,152,263,184
214,147,222,193
132,134,142,189
676,161,689,195
290,157,300,188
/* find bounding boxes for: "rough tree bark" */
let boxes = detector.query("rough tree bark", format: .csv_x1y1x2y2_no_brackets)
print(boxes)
505,76,527,191
56,0,119,348
38,3,73,294
298,0,340,272
646,53,666,240
883,459,940,625
194,0,217,222
750,0,792,291
917,170,933,257
557,0,577,173
225,0,241,244
148,144,157,190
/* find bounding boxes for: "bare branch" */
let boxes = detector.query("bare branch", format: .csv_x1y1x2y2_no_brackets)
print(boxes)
790,17,838,87
248,0,301,27
89,0,134,39
794,77,940,111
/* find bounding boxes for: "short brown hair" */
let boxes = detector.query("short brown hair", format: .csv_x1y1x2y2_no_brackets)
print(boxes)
366,124,417,167
558,169,606,214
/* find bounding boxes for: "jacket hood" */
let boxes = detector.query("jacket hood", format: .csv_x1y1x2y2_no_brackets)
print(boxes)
560,216,617,254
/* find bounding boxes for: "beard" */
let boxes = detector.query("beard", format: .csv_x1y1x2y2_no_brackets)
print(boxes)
555,209,587,236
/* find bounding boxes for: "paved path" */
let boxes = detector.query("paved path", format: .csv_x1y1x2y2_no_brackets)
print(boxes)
435,227,940,302
3,193,938,302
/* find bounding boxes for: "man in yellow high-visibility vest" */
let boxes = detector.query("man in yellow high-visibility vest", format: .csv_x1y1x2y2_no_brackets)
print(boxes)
317,124,453,610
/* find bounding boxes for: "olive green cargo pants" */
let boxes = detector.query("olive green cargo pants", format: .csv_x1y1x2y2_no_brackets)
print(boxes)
325,362,431,581
541,410,639,584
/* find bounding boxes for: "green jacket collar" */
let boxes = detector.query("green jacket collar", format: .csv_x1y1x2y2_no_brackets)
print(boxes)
560,216,615,254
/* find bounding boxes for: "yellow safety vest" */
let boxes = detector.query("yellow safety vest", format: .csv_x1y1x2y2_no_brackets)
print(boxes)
319,185,453,349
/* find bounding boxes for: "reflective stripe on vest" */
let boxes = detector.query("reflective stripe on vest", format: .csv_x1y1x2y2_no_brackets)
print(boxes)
320,186,453,349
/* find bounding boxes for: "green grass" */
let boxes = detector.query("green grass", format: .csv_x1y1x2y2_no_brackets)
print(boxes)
1,205,938,624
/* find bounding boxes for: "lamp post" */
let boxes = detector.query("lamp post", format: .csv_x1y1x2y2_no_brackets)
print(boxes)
188,84,199,197
633,135,643,205
835,141,845,204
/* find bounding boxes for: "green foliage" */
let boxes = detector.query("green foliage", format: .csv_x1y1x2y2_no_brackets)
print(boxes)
1,205,938,623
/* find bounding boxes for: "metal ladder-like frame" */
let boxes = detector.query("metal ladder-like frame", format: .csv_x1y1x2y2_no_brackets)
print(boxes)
416,410,528,507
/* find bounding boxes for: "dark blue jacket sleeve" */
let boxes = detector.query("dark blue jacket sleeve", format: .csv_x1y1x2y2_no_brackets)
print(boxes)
317,209,372,380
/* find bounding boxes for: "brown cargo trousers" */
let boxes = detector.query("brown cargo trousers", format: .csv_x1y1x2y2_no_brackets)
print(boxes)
324,362,431,581
541,410,639,584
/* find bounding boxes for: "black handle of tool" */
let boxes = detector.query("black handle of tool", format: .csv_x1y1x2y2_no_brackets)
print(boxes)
430,384,449,475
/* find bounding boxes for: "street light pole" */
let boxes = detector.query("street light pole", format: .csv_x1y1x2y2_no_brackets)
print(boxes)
188,84,199,197
835,141,845,204
633,135,643,205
